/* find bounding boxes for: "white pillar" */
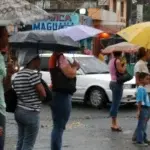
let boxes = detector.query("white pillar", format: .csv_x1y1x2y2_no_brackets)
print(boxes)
136,4,143,23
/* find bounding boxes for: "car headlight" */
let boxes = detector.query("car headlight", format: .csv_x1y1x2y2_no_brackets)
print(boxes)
124,84,132,89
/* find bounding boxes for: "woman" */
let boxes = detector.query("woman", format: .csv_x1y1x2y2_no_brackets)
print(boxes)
49,52,79,150
0,27,14,150
13,54,46,150
109,51,126,131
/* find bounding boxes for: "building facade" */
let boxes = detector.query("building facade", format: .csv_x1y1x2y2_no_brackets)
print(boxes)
88,0,127,33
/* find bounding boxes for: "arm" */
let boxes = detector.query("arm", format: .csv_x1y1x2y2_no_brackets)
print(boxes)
136,88,144,118
116,59,126,73
59,55,78,78
29,72,46,97
35,83,46,97
3,62,15,92
135,72,140,86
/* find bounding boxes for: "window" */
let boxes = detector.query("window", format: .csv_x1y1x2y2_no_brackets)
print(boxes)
121,1,124,17
113,0,116,12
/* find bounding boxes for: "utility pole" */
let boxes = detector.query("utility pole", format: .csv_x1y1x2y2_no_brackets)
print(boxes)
126,0,132,27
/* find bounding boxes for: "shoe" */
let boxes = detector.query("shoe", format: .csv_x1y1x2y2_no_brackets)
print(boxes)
111,127,122,132
135,142,148,147
144,139,150,145
132,137,136,144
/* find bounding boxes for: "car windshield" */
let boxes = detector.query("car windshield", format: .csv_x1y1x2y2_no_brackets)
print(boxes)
75,57,109,74
25,55,109,74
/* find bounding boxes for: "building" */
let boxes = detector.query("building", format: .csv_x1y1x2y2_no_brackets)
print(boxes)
88,0,127,33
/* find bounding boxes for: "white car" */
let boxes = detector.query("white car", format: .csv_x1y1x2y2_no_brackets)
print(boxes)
39,53,136,108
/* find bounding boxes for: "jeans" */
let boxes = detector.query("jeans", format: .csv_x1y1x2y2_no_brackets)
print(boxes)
110,81,123,118
51,92,72,150
0,113,5,150
135,107,150,143
15,107,40,150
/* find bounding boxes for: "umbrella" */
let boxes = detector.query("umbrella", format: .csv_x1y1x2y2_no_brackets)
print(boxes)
0,0,50,25
102,42,140,54
117,22,150,49
9,30,80,51
55,25,103,41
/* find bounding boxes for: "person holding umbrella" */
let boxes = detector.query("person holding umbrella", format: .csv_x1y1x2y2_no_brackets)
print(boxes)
49,52,80,150
109,51,126,131
13,53,46,150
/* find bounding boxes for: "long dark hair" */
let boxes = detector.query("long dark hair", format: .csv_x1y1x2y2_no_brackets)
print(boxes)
0,27,8,50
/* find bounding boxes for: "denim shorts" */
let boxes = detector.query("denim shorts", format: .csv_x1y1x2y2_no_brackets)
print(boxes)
110,81,123,117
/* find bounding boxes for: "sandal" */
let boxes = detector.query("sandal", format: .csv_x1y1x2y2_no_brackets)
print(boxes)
111,127,122,132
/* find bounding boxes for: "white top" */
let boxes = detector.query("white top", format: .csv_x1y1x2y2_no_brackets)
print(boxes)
134,60,150,92
134,60,149,75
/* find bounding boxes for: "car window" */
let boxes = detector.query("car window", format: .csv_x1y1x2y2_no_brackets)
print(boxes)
40,57,49,71
75,57,109,74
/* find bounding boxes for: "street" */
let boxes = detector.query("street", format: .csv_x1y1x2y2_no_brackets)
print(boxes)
5,103,150,150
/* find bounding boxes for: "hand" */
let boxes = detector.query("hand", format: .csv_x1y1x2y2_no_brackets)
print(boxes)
137,111,140,120
71,60,80,70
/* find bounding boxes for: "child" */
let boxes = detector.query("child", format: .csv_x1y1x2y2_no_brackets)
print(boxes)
134,72,150,146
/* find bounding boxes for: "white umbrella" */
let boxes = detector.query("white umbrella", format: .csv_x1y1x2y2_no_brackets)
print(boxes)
0,0,50,25
102,42,140,54
55,25,103,41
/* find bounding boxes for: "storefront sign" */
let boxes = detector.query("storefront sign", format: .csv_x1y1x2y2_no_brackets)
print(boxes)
32,13,79,30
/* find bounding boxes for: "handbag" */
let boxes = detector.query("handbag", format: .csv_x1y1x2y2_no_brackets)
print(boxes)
4,88,17,113
114,59,133,84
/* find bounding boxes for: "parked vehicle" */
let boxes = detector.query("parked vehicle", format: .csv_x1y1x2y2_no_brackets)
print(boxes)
39,53,136,108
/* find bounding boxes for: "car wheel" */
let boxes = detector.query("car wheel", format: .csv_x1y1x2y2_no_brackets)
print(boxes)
88,87,107,109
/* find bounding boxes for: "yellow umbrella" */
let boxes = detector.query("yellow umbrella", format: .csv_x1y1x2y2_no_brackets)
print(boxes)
117,22,150,49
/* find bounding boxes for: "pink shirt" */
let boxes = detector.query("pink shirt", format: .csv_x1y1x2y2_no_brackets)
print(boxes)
109,58,117,81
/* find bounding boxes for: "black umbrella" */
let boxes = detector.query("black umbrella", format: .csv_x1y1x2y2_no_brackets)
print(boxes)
9,30,80,51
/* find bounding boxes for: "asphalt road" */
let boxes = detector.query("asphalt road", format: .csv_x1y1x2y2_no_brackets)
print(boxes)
5,103,150,150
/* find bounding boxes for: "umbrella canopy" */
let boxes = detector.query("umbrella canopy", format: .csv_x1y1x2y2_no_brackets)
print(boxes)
102,42,140,54
9,30,80,51
55,25,103,41
117,22,150,49
0,0,49,25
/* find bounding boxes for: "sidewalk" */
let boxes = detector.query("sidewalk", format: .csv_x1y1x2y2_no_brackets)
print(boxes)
5,113,150,150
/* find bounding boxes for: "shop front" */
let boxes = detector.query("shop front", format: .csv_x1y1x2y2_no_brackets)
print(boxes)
32,13,80,30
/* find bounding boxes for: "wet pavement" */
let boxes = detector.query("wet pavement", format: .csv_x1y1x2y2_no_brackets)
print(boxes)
5,103,150,150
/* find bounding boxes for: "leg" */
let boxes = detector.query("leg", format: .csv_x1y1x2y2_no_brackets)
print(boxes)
51,93,72,150
21,114,40,150
110,82,123,129
16,121,25,150
0,113,5,150
136,108,148,143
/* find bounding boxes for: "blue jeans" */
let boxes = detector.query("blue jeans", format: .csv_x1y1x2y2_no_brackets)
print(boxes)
50,92,72,150
136,107,150,143
110,81,123,118
0,113,5,150
15,107,40,150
